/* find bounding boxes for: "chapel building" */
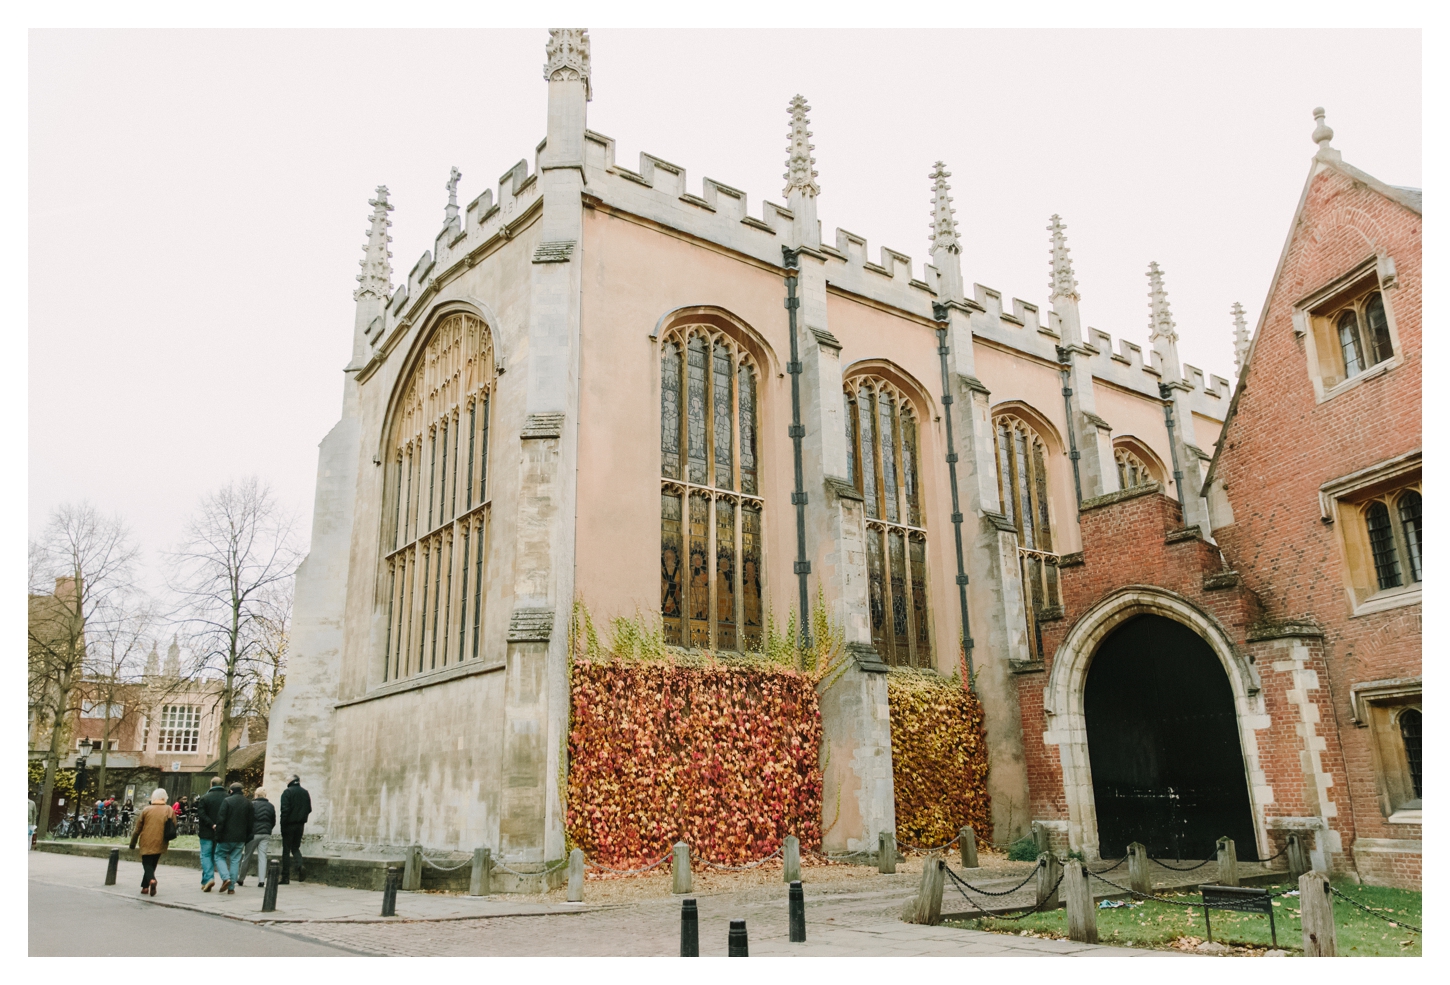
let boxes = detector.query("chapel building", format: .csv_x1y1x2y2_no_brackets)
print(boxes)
266,29,1270,887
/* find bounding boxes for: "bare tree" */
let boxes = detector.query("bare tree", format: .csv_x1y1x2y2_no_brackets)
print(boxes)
28,503,140,838
241,581,292,725
168,478,301,780
81,600,156,794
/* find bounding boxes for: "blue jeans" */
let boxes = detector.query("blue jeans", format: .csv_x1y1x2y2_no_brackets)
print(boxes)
199,838,218,884
215,842,245,884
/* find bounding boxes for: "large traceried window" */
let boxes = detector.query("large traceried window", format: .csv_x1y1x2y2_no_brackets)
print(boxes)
995,413,1060,662
1114,445,1155,491
156,704,200,753
383,311,495,682
660,325,763,652
845,375,930,668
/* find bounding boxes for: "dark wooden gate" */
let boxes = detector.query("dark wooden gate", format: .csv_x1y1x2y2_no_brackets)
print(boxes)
1084,614,1258,861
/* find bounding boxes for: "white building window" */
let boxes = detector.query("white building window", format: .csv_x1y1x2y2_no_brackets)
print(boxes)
157,704,200,753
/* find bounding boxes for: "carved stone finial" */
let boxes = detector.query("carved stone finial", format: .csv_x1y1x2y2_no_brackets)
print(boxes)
354,184,394,303
1231,301,1251,378
1312,106,1334,150
1047,214,1079,302
1147,262,1178,345
544,28,591,101
782,94,820,199
928,161,960,255
444,166,462,223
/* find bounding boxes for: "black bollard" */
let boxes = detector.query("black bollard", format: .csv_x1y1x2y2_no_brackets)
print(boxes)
104,847,119,886
728,918,749,956
262,859,281,913
788,880,806,942
680,898,699,956
381,865,400,917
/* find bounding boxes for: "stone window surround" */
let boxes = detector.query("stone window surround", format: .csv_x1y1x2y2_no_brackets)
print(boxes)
1350,677,1422,824
1041,586,1272,861
1292,254,1405,405
1318,450,1421,617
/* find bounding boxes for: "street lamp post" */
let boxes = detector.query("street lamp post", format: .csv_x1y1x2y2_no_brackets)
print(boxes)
74,739,93,834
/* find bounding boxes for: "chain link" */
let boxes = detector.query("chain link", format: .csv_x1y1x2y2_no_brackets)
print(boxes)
944,866,1063,922
1088,855,1127,874
941,858,1043,896
421,855,474,872
1328,885,1422,934
583,853,673,875
1147,855,1216,871
898,833,961,853
697,847,783,871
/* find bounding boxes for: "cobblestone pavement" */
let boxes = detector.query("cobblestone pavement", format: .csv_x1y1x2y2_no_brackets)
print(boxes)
34,849,1269,956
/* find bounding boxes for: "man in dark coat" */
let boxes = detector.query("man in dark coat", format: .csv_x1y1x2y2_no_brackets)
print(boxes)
214,782,251,893
278,774,312,883
195,777,227,891
237,787,277,888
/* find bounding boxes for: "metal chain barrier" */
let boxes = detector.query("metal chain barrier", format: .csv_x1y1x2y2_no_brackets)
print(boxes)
493,858,569,878
421,855,474,873
697,847,783,871
1088,855,1127,874
942,858,1044,896
583,853,673,876
898,833,961,853
804,849,875,863
944,865,1063,922
1147,855,1216,871
1329,885,1422,934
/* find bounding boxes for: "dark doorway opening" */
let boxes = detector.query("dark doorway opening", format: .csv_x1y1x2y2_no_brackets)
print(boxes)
1084,613,1258,861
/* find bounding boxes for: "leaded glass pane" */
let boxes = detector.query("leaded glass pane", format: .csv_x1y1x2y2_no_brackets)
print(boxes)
403,448,414,546
440,537,453,665
471,523,484,659
716,498,737,651
427,432,436,530
741,504,763,651
478,394,491,504
910,535,930,661
394,459,404,551
1338,310,1365,379
458,530,470,659
739,363,758,495
1365,293,1393,366
430,538,443,668
661,492,684,646
1016,430,1035,548
860,387,880,519
384,563,395,681
450,417,459,518
1400,708,1422,799
1366,501,1401,590
997,422,1014,523
687,336,709,484
867,527,887,654
903,414,921,527
1033,441,1053,552
713,341,734,490
1398,490,1422,583
880,392,900,524
466,404,476,510
889,529,909,659
845,396,858,489
418,546,431,672
661,342,683,480
688,492,711,648
439,421,449,522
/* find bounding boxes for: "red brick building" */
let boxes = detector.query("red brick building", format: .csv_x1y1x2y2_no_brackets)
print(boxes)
1014,110,1421,888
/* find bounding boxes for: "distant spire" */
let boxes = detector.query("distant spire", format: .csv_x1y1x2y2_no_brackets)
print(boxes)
444,167,462,225
1231,301,1251,378
782,95,820,199
144,644,159,677
164,635,181,678
1047,214,1079,302
1147,261,1181,383
928,162,959,254
354,185,394,303
544,28,592,101
1147,262,1178,344
1312,106,1334,151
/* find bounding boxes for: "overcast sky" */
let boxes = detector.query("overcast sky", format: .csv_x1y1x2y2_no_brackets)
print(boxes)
28,28,1421,583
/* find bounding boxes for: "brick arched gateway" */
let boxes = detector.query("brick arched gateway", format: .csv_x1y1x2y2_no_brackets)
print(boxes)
1041,587,1271,861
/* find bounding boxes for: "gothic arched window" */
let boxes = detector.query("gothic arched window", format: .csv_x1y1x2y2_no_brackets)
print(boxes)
1114,445,1154,491
845,375,930,667
1398,707,1422,800
382,311,495,682
994,413,1060,662
660,325,762,652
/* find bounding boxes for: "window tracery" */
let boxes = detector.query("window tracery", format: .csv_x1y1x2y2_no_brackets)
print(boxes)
845,375,929,667
994,412,1060,662
660,325,762,651
1114,445,1155,490
382,311,495,682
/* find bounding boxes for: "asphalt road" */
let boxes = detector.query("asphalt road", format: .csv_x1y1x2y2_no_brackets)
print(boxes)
29,871,356,957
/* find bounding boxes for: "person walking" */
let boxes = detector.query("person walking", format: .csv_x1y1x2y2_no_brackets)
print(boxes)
237,787,276,889
28,797,36,850
129,788,177,897
195,777,227,891
214,782,250,894
278,774,311,884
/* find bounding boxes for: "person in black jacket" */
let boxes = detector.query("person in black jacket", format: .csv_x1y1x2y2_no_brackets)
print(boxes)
278,775,312,883
237,787,276,888
214,782,251,893
195,777,227,891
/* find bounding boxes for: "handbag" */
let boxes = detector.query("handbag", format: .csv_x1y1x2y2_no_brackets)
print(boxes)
164,813,178,842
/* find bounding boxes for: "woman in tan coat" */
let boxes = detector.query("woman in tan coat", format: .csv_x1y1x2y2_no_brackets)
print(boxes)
129,788,176,896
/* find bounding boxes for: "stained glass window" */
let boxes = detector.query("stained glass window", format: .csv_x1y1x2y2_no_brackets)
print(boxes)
845,374,931,667
382,311,495,682
995,413,1060,662
659,324,764,653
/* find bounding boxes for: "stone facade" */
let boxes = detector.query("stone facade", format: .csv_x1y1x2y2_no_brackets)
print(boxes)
265,30,1234,878
1015,113,1421,888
